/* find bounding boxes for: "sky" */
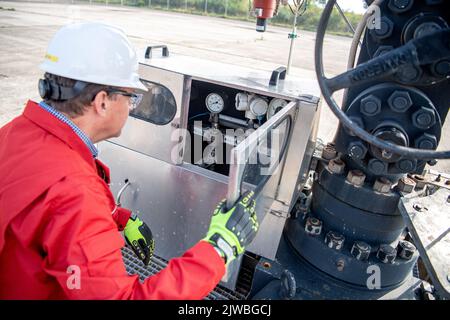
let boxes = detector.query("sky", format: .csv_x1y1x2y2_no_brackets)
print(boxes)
335,0,367,14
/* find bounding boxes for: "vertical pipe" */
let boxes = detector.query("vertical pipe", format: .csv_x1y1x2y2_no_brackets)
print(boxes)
225,0,228,16
286,12,298,75
185,0,187,12
204,0,207,14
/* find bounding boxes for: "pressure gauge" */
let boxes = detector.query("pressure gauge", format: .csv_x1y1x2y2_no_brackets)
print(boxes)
205,93,225,113
249,97,269,116
267,98,288,119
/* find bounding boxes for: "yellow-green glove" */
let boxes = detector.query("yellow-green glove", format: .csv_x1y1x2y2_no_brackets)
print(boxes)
203,191,259,265
124,214,155,266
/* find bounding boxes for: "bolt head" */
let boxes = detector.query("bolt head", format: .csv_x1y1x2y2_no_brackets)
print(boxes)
322,145,337,160
377,245,397,264
347,170,366,186
432,59,450,77
373,177,392,193
412,107,436,130
347,141,368,160
397,240,416,260
415,133,438,150
371,16,394,40
325,231,345,250
351,241,372,261
368,159,387,175
305,217,322,236
388,0,414,13
397,177,416,193
360,95,382,116
328,159,345,174
396,159,417,172
388,91,413,112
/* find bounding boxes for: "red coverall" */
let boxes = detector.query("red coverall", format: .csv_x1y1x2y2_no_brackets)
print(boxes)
0,100,225,299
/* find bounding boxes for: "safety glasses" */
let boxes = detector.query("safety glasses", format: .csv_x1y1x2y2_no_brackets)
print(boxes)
106,89,143,110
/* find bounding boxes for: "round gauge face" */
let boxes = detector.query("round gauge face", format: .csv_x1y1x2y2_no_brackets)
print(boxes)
205,93,225,113
267,98,288,119
250,98,269,116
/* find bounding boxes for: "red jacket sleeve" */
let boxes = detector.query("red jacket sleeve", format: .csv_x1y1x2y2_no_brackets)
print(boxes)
41,173,225,300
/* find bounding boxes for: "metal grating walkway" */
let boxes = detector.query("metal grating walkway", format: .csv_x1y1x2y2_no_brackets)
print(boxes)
122,246,246,300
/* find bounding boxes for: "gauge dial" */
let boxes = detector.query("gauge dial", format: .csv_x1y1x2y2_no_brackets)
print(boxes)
267,98,288,119
249,97,269,116
206,93,225,113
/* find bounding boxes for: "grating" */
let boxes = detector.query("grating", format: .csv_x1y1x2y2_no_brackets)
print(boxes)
121,246,246,300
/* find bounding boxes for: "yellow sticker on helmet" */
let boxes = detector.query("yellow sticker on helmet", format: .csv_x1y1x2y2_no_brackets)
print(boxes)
45,53,59,62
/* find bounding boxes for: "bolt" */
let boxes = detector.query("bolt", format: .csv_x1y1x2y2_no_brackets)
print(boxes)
336,259,345,272
377,245,397,264
411,174,427,189
397,159,417,172
351,241,372,261
324,231,345,250
322,145,337,160
305,217,322,236
412,107,436,130
397,177,416,193
446,180,450,186
347,170,366,186
388,90,413,113
347,141,368,160
360,95,382,116
415,133,438,150
431,59,450,77
397,240,416,260
388,0,413,13
413,203,428,212
373,177,392,193
428,159,438,166
435,174,442,182
263,262,272,269
371,16,394,40
368,159,387,175
396,65,422,83
328,159,345,174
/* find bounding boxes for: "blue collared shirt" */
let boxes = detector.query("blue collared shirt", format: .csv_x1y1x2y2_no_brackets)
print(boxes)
38,101,98,158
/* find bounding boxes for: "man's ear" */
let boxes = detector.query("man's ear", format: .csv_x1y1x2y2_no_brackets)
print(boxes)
91,90,109,117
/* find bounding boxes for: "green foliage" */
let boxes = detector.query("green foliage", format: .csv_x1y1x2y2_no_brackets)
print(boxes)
90,0,362,35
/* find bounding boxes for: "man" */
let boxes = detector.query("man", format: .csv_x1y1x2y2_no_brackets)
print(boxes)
0,22,259,299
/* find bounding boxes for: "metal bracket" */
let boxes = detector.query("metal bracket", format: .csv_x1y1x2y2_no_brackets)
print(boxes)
399,188,450,299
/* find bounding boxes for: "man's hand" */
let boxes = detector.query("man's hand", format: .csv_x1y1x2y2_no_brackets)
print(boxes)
203,191,259,266
124,214,155,266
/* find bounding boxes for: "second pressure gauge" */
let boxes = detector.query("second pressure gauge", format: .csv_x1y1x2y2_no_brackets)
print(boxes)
206,93,225,113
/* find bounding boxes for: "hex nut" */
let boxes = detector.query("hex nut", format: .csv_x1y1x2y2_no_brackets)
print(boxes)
373,177,392,193
322,145,337,160
347,170,366,186
351,241,372,261
412,107,436,130
388,91,413,113
396,159,417,172
305,217,322,236
324,231,345,250
397,240,416,260
368,159,387,175
415,133,438,150
371,16,394,40
347,141,368,160
411,174,427,189
388,0,414,13
397,177,416,193
328,159,345,174
360,95,382,116
377,244,397,264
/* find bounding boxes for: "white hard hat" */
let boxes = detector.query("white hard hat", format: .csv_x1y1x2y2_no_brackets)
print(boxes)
40,22,147,91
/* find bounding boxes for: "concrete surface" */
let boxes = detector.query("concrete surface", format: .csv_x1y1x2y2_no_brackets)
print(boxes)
0,0,448,171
